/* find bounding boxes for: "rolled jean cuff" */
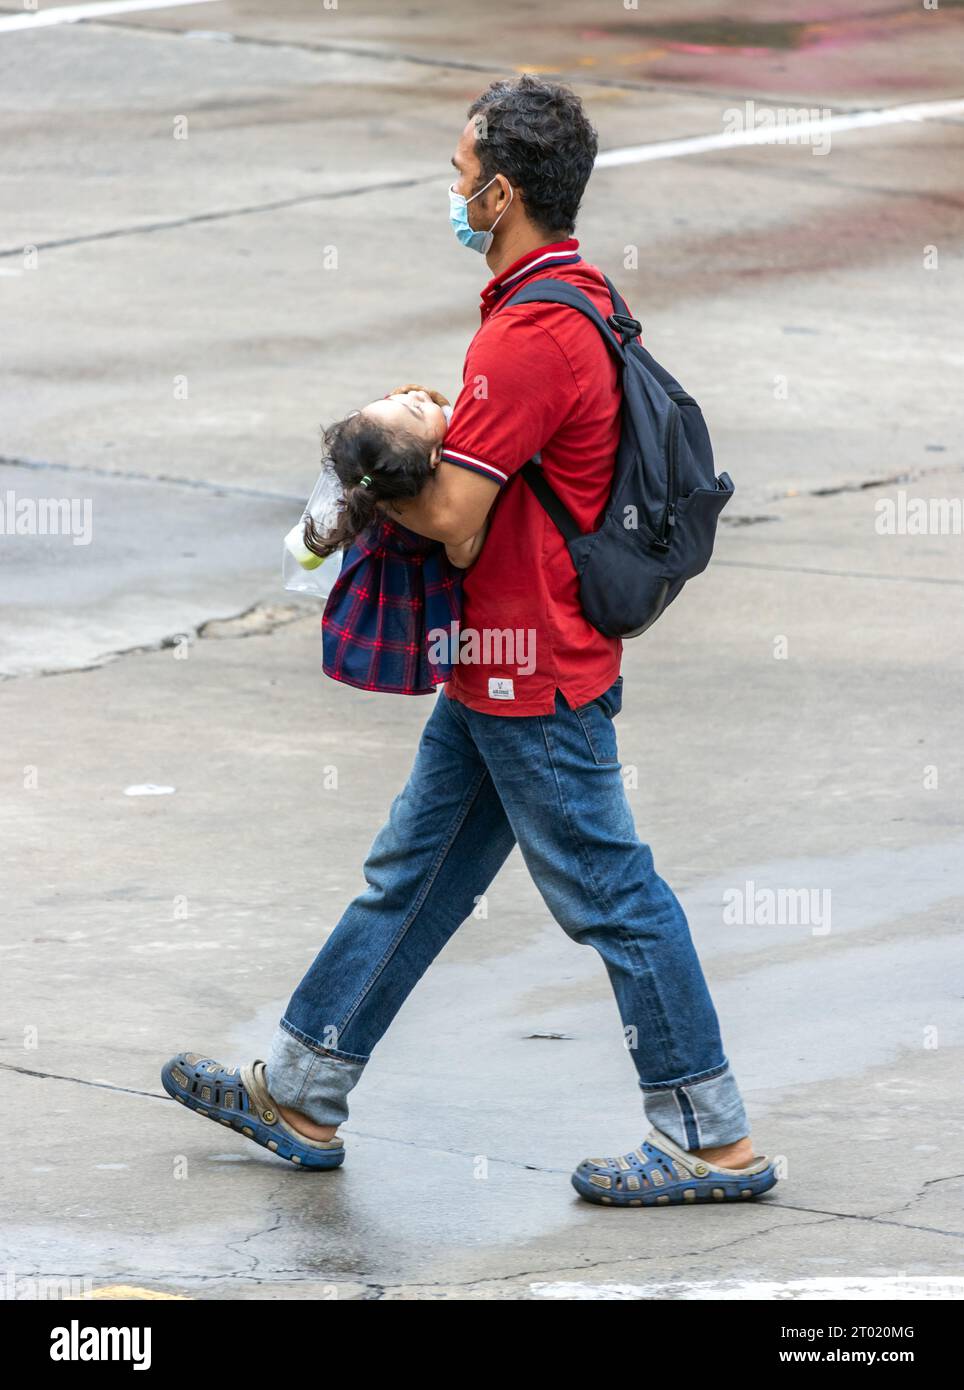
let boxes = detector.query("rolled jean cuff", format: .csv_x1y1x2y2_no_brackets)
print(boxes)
264,1020,366,1128
639,1057,750,1150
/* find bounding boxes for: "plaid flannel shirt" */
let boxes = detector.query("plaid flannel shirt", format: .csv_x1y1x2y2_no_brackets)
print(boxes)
322,515,462,695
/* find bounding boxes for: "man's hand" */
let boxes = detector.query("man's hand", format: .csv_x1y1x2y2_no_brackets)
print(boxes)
388,383,451,407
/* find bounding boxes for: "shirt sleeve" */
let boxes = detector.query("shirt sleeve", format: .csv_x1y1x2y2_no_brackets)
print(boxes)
440,310,580,488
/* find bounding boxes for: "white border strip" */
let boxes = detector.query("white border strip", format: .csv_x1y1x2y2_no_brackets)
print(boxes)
499,246,579,287
595,96,964,167
441,449,509,484
0,0,218,34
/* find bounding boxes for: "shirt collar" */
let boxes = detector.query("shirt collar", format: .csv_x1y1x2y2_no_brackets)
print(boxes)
480,238,581,316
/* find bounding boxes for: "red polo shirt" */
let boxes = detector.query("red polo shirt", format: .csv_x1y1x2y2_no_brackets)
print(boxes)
440,239,627,716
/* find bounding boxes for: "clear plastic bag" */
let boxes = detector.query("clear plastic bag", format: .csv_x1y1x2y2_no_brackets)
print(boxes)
282,464,346,599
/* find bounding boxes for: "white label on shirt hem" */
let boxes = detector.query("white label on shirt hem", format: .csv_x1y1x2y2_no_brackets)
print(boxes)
488,677,515,700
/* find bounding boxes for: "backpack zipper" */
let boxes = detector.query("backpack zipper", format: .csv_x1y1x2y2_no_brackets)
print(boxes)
656,405,681,549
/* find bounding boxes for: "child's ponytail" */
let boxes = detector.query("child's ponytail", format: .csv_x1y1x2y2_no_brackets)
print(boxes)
304,413,436,559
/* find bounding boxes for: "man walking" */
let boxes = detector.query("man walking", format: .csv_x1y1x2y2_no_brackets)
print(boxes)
162,76,778,1207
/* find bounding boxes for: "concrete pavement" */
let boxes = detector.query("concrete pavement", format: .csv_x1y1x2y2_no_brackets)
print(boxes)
1,0,962,1299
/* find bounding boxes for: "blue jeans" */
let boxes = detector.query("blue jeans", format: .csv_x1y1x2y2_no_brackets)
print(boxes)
265,677,750,1149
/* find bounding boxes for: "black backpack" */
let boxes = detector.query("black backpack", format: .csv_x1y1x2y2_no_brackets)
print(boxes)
503,274,733,638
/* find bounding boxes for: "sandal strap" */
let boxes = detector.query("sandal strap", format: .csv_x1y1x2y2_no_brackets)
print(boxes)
643,1127,772,1177
241,1061,344,1151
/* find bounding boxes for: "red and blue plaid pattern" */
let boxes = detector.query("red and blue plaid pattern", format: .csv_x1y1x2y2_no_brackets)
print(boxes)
322,515,463,695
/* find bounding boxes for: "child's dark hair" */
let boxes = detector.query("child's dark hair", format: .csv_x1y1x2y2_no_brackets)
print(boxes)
304,412,436,558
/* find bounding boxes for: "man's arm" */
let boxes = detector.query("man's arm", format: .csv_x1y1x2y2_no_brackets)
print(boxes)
386,311,577,544
445,516,489,569
382,462,499,546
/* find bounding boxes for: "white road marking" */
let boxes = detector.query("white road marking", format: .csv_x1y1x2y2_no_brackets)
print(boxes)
595,97,964,167
531,1276,964,1300
0,0,218,35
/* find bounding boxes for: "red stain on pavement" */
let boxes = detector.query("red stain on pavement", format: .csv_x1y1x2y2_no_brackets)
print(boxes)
563,5,964,98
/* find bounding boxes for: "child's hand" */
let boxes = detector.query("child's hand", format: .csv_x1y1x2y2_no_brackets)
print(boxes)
388,383,451,408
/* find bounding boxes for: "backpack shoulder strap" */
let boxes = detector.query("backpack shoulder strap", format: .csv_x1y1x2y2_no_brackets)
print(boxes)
520,456,582,543
502,276,640,538
601,273,630,319
500,276,628,360
502,279,638,539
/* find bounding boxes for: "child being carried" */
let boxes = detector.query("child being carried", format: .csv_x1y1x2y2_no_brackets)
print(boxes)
292,385,486,695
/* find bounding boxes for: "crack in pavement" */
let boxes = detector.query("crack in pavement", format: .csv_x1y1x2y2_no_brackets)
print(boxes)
4,1061,961,1243
28,1218,833,1297
0,453,304,504
64,1199,964,1295
3,445,956,505
921,1171,964,1191
715,559,964,587
88,15,964,148
859,1171,964,1235
0,1060,169,1103
223,1180,290,1278
10,24,957,260
782,459,961,503
373,1217,840,1290
0,601,317,683
89,1215,842,1297
0,173,439,259
89,16,864,110
0,1060,571,1176
810,472,926,498
760,1199,964,1243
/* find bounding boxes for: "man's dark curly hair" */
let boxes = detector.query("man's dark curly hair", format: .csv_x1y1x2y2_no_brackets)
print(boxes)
466,75,598,238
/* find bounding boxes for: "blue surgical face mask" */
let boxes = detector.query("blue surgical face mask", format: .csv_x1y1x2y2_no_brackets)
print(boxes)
448,174,514,254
